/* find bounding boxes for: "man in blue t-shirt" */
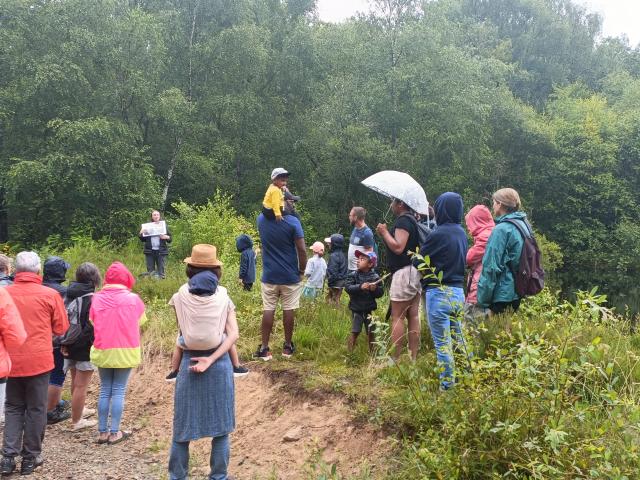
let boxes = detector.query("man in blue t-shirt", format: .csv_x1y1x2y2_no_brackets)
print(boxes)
254,213,307,361
347,207,375,272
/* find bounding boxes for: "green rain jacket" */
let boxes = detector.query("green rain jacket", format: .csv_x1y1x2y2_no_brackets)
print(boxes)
476,211,529,307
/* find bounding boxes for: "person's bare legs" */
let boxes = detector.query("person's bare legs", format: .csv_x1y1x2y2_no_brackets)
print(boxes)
407,294,421,361
391,300,413,360
283,309,295,345
70,369,93,424
171,346,183,372
47,385,63,411
347,332,358,352
367,331,376,353
261,310,276,348
229,345,240,368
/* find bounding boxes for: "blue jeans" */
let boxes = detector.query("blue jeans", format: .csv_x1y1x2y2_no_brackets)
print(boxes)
97,367,132,433
168,434,230,480
425,287,467,390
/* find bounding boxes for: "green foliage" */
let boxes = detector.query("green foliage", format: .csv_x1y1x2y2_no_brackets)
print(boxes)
381,289,640,478
171,191,258,265
1,0,640,306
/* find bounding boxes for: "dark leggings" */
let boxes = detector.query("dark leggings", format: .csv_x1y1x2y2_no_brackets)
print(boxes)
489,300,521,315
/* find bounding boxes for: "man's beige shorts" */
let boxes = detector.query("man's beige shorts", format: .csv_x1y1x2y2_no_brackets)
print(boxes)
261,282,304,311
389,264,422,302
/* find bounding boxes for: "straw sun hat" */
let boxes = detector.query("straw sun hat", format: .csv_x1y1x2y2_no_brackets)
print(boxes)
183,244,223,267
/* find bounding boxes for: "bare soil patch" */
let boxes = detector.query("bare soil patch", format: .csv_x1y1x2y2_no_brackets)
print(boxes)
2,358,391,479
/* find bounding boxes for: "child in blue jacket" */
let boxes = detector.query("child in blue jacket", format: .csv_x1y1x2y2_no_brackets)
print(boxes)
236,234,256,291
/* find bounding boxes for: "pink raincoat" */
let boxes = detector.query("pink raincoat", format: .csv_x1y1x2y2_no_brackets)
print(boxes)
465,205,495,304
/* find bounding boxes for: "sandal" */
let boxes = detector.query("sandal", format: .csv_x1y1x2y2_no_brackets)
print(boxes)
107,431,131,445
97,433,109,444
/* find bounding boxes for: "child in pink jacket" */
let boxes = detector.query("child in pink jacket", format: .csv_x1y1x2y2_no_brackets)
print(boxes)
464,205,495,323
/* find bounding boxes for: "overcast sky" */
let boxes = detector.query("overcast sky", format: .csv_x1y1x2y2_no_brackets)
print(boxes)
316,0,640,47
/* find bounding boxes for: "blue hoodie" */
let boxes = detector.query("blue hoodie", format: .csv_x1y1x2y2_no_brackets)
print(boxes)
236,234,256,284
188,271,219,296
420,192,468,290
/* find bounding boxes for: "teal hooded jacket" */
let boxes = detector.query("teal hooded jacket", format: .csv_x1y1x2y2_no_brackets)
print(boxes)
476,211,529,307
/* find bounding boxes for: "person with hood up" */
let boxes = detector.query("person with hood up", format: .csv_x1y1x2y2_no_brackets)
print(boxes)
477,188,530,314
42,256,72,425
236,234,256,291
420,192,469,390
325,234,348,306
464,205,495,325
90,262,147,445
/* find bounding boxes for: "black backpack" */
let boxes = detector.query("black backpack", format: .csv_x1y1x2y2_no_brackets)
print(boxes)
59,293,93,347
400,213,432,250
503,219,545,297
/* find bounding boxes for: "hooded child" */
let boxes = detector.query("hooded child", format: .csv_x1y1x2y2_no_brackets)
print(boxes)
325,234,348,306
236,234,256,291
464,205,495,325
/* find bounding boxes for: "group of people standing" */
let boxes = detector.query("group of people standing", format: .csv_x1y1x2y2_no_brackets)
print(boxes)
253,179,534,393
0,174,534,479
0,253,146,475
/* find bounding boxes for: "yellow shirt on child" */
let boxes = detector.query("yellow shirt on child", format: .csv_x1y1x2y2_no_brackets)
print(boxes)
263,184,284,217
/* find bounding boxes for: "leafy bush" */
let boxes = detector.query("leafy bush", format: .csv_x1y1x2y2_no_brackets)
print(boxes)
171,191,258,267
381,289,640,479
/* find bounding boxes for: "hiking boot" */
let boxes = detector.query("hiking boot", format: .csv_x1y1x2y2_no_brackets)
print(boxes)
165,370,178,383
253,345,272,361
47,407,71,425
233,365,249,378
0,456,15,476
20,455,43,475
282,342,296,358
58,399,71,412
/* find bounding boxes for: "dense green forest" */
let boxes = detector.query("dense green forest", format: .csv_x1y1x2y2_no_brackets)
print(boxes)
1,0,639,300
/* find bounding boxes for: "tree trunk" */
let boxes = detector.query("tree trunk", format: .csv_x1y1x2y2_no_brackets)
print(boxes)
162,136,183,210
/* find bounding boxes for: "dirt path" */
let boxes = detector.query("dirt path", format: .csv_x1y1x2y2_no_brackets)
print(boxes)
3,358,391,479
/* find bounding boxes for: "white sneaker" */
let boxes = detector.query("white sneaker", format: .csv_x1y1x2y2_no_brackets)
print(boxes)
72,418,97,431
82,407,96,418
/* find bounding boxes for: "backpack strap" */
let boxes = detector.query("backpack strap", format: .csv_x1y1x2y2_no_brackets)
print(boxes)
502,218,533,239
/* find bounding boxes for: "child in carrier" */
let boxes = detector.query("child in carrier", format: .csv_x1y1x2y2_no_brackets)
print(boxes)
166,270,248,381
345,251,384,352
464,205,495,328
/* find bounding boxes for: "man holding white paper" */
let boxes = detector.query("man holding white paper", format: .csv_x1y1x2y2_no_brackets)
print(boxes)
139,210,171,278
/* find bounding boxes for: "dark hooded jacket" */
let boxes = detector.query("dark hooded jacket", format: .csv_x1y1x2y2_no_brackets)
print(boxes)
43,256,69,298
64,281,95,361
345,269,384,312
420,192,468,290
327,234,348,288
236,234,256,284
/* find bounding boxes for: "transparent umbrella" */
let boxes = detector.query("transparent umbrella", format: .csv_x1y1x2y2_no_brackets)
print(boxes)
361,170,430,215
